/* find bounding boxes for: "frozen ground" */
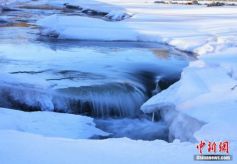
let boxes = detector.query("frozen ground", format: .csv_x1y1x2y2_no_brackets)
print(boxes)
0,0,237,164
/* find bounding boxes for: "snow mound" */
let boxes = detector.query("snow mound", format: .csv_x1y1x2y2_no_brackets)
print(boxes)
37,15,138,40
0,108,108,139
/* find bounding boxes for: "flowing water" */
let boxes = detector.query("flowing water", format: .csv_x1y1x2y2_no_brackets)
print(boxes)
0,5,194,140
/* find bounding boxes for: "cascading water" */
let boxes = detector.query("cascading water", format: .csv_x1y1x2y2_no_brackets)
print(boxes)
56,82,147,117
0,68,180,119
0,82,146,117
0,71,153,118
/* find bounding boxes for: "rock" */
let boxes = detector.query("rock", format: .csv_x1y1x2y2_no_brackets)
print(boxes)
207,2,225,7
63,3,82,10
105,10,132,21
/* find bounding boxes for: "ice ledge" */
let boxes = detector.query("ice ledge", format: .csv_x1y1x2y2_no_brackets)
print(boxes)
141,49,237,142
0,108,109,139
142,103,205,142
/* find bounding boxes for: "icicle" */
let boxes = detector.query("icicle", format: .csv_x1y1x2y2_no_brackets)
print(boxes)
152,112,155,122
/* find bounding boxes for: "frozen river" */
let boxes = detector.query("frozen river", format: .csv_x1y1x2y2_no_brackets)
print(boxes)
0,6,193,140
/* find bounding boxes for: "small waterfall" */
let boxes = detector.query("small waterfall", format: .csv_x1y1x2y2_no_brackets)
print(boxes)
0,82,148,118
55,82,148,117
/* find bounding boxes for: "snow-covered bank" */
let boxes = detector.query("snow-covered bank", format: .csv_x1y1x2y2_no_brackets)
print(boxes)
0,109,236,164
8,0,133,21
1,129,236,164
142,47,237,142
2,129,235,164
0,108,108,138
37,4,237,55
